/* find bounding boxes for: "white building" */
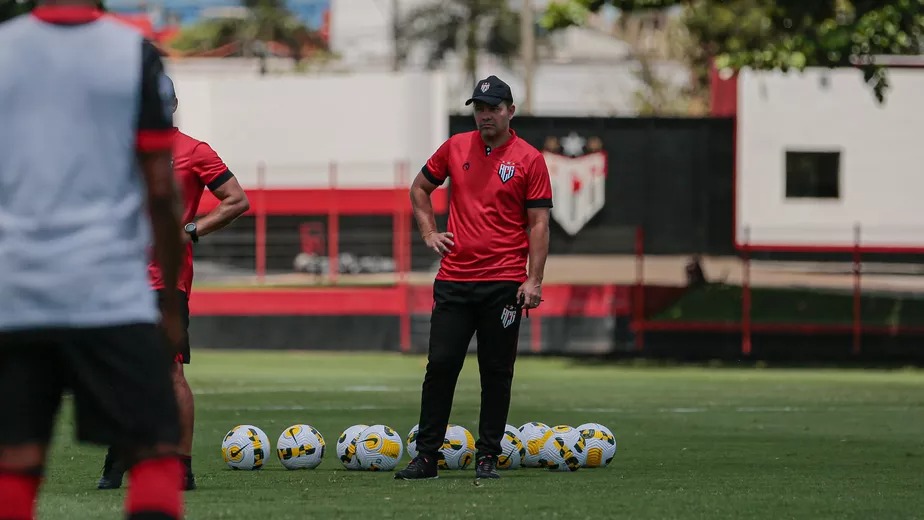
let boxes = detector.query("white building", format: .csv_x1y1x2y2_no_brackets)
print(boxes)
736,66,924,251
161,0,690,187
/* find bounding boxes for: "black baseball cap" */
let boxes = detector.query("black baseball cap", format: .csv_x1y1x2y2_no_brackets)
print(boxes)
465,75,513,106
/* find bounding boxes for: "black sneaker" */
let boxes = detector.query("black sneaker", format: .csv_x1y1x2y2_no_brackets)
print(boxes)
394,455,438,480
97,448,124,490
180,457,196,491
184,471,197,491
475,455,500,479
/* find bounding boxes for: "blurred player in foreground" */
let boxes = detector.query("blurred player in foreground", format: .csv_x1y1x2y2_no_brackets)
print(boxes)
0,1,186,519
395,75,552,480
98,76,250,492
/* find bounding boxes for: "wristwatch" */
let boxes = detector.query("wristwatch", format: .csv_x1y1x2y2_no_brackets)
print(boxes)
184,222,199,243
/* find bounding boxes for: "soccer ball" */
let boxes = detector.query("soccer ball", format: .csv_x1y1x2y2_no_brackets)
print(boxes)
405,423,420,459
276,424,325,470
355,424,404,471
221,425,270,470
538,425,585,472
439,424,475,470
552,425,588,467
498,424,526,470
576,423,617,468
518,422,551,468
336,424,368,470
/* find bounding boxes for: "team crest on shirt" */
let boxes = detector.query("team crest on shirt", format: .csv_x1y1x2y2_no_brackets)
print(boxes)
501,304,518,329
497,162,516,183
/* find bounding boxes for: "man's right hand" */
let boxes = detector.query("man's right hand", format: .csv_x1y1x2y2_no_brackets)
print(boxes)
424,231,454,257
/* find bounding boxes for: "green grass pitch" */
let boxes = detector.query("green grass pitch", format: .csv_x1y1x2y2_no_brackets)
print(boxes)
36,351,924,519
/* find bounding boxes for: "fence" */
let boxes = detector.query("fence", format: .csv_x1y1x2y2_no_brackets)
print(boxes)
634,224,924,357
193,161,426,286
189,163,924,358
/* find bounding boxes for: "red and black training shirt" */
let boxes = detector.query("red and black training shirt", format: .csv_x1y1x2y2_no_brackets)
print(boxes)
148,130,234,295
423,129,553,283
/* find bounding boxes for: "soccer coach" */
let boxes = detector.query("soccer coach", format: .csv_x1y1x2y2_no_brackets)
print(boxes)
0,2,186,519
395,75,552,480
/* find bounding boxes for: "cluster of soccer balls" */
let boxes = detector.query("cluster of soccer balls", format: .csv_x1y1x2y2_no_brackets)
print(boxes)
220,421,616,472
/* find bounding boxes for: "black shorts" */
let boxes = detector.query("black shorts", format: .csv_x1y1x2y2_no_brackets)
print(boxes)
0,324,180,448
156,289,190,364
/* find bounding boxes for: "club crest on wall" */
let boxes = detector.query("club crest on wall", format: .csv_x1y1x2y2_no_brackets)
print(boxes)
542,132,607,236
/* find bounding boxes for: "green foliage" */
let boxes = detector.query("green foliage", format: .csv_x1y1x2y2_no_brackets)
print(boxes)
399,0,529,87
541,0,924,102
541,0,678,30
170,1,326,62
0,0,34,24
170,18,247,54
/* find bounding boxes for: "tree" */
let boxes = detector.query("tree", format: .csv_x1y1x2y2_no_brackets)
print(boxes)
0,0,34,24
169,0,328,64
541,0,924,102
398,0,534,89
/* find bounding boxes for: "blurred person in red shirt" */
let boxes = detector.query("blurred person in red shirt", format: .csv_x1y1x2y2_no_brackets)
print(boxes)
97,75,250,492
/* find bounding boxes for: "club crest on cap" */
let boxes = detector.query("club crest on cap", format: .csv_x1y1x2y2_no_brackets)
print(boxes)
480,82,490,93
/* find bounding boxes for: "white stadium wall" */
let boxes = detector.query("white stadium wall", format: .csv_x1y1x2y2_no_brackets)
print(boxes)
164,68,449,188
736,67,924,251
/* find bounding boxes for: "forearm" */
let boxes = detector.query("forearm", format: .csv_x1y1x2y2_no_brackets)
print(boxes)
410,187,438,238
140,150,183,292
195,198,248,237
150,195,183,292
527,221,549,282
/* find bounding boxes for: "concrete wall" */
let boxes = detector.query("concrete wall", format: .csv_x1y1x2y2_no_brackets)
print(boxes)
736,67,924,249
165,68,449,187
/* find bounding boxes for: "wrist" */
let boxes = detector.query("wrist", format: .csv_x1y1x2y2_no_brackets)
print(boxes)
184,222,199,243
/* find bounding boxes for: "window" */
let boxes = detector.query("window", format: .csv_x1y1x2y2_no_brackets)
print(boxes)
785,151,840,199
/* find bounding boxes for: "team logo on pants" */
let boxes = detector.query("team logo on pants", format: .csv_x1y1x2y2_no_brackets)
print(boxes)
501,304,517,329
498,162,516,183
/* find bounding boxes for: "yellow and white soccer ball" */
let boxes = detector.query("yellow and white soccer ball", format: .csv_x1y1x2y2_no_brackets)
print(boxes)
355,424,404,471
576,422,617,468
439,424,475,470
405,423,420,459
336,424,368,470
518,422,551,468
221,424,270,471
498,424,526,470
276,424,325,470
538,425,585,472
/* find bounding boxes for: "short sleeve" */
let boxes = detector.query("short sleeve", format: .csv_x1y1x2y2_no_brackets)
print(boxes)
526,154,553,208
192,142,233,191
136,39,174,152
422,139,451,186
